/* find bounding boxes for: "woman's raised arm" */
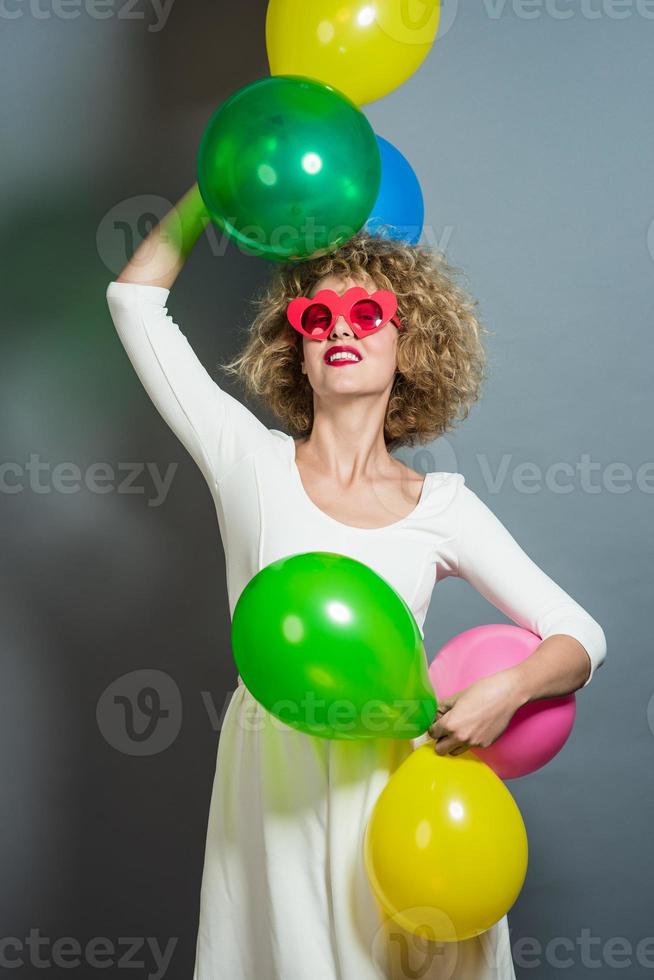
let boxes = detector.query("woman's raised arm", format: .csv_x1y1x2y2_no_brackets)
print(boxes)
107,184,275,489
115,183,210,291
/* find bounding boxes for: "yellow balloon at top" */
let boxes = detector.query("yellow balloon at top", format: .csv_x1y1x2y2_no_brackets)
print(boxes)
266,0,441,106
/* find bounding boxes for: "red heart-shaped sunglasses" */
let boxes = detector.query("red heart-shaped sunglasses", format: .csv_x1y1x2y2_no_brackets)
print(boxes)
286,286,403,341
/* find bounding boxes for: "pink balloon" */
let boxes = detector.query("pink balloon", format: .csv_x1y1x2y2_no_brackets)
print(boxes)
428,624,576,779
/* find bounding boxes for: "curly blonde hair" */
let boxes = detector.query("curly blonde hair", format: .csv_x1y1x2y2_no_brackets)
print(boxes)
219,230,491,452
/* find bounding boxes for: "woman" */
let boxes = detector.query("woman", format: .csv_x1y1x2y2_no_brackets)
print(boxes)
106,182,607,980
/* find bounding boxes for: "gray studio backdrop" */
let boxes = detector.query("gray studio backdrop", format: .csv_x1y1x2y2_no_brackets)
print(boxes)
1,2,652,978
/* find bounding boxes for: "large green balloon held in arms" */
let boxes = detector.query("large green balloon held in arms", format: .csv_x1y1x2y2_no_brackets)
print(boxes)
196,75,382,262
231,552,437,740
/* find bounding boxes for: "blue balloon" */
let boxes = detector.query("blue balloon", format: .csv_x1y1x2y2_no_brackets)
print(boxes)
364,135,424,246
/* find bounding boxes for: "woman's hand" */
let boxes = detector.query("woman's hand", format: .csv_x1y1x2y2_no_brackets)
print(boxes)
427,669,527,756
116,183,211,291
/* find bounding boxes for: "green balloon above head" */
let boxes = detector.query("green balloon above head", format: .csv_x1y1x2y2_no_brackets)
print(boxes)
231,551,437,740
196,75,382,263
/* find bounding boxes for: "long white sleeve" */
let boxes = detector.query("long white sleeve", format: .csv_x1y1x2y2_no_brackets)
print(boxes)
106,281,274,488
453,476,607,688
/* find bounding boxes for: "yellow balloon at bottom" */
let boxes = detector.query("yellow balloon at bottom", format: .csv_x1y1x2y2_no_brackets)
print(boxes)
364,744,528,942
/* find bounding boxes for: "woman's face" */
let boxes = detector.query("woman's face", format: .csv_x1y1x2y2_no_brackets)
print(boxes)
299,273,399,398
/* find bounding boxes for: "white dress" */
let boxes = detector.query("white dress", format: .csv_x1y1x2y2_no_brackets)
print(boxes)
106,281,607,980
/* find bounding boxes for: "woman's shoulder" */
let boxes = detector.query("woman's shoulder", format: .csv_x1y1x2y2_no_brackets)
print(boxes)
416,470,467,523
391,462,465,520
399,463,465,494
269,429,295,448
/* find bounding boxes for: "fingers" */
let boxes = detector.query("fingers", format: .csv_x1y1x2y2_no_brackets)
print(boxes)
433,737,470,756
428,699,470,756
428,718,448,740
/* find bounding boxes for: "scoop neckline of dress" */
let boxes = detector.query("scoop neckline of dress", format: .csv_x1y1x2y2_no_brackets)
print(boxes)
287,435,433,533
